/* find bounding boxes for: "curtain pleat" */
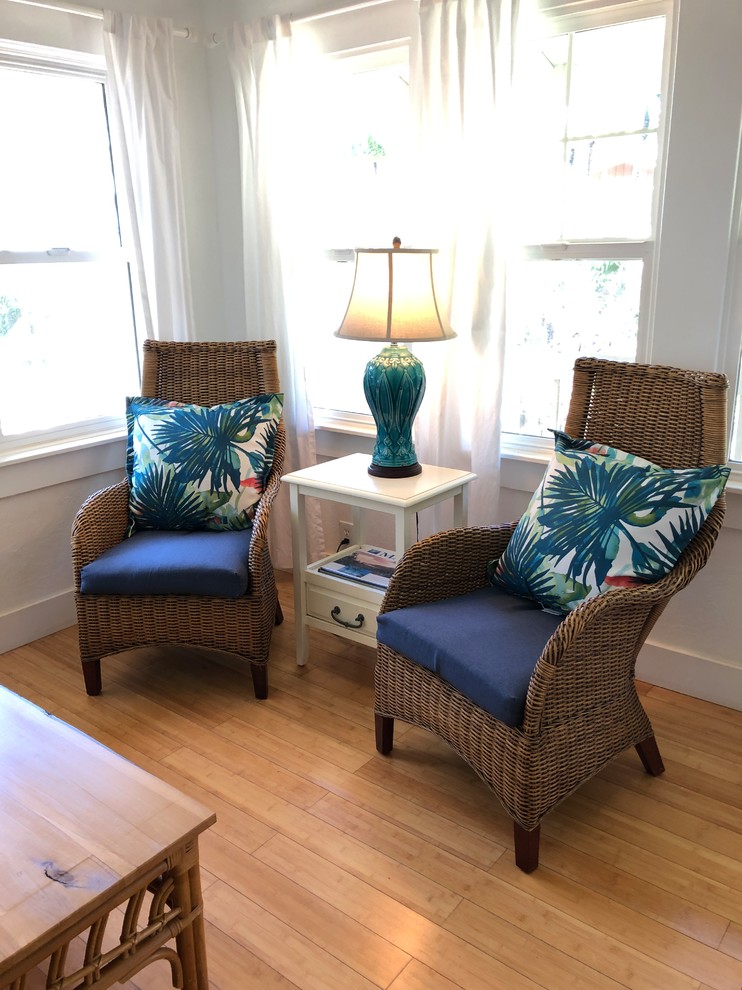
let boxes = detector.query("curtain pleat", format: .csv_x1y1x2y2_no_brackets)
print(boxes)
412,0,520,528
103,11,194,342
226,17,323,569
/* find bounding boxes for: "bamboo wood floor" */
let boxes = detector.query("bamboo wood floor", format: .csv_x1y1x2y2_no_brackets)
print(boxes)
1,569,741,990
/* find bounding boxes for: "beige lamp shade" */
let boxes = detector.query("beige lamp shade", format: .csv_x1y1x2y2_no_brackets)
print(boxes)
335,248,456,343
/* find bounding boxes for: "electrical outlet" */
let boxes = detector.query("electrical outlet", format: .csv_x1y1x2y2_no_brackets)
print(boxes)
338,519,355,547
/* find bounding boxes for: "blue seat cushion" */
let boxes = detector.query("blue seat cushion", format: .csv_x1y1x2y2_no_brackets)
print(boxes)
376,586,563,727
80,529,253,598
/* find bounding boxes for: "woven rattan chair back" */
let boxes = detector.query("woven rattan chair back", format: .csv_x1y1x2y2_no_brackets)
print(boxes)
565,357,728,468
141,338,282,407
72,339,285,701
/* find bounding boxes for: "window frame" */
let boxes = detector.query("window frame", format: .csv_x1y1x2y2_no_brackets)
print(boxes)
722,138,742,468
501,0,672,460
297,35,414,438
0,38,141,460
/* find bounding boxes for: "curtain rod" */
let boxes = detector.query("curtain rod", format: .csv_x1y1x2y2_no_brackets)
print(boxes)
5,0,193,37
5,0,402,36
294,0,401,24
204,0,402,46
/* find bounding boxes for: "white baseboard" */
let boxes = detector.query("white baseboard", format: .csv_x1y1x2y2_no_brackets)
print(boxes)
0,590,76,655
637,640,742,711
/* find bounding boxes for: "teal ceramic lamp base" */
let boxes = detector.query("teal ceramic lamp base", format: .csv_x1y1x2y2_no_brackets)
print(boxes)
364,343,425,477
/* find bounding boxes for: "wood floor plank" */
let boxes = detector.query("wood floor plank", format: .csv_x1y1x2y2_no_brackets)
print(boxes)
155,766,277,855
364,723,510,813
720,922,742,961
310,790,500,890
540,818,734,945
445,901,648,990
646,684,742,726
573,779,742,877
162,745,465,925
600,758,742,828
642,703,742,764
357,744,515,847
205,877,392,990
259,674,378,741
0,648,181,760
216,717,505,869
253,834,540,990
655,737,742,785
203,919,307,989
202,832,411,987
104,648,262,725
484,856,742,990
220,704,371,771
253,831,442,944
387,960,467,990
186,727,329,809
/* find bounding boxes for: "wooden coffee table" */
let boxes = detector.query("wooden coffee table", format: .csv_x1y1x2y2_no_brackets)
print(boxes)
0,686,216,990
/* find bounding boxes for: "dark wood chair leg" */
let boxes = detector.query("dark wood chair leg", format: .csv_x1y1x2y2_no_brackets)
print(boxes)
514,822,540,873
250,663,268,700
275,598,284,626
82,659,102,696
635,734,665,776
375,713,394,754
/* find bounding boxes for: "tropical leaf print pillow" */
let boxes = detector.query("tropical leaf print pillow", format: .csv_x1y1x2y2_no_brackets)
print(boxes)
126,394,283,532
489,430,729,613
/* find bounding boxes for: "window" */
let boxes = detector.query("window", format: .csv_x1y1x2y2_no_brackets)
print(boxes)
0,42,140,454
502,10,668,441
732,371,742,463
298,46,413,423
729,203,742,465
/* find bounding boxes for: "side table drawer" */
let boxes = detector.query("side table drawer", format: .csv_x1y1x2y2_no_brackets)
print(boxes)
306,585,380,639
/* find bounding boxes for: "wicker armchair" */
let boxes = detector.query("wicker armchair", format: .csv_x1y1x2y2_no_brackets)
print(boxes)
72,339,286,700
375,357,728,871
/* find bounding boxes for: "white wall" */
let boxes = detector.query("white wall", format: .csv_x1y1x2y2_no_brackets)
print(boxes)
611,0,742,706
0,444,125,648
0,0,740,711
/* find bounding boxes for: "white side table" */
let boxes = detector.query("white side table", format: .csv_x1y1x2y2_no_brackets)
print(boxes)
282,453,477,664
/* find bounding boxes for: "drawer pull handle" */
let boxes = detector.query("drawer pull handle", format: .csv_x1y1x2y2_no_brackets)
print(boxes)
331,606,365,629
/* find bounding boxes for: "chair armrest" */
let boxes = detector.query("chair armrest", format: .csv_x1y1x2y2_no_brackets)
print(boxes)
523,588,662,736
71,480,130,588
248,427,286,573
380,522,518,614
522,499,726,735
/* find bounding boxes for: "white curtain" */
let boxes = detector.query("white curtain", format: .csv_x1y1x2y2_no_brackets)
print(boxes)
412,0,520,529
103,12,194,342
226,18,323,568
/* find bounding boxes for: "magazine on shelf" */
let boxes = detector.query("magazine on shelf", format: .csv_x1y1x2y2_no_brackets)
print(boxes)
318,546,398,590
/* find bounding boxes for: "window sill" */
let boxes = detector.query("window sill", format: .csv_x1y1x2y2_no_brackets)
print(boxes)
0,429,126,499
314,410,375,461
313,409,374,435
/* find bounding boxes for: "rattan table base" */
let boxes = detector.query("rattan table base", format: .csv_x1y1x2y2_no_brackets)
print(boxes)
0,687,216,990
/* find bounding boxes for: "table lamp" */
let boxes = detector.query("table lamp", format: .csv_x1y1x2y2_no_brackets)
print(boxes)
335,242,456,477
